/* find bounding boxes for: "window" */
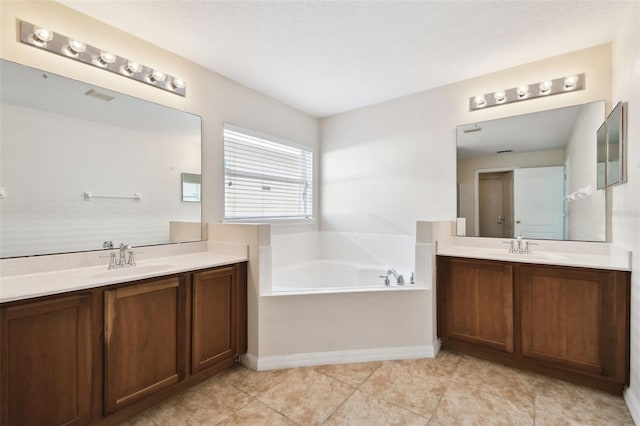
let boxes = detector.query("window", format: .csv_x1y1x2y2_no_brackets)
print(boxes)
223,123,313,220
181,173,201,202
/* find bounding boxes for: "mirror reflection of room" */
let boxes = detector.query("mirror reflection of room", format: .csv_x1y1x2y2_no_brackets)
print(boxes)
457,101,605,242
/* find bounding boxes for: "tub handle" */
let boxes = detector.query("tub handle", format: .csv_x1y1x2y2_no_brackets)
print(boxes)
378,275,391,286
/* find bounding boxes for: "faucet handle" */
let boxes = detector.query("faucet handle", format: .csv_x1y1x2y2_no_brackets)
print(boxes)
126,246,136,266
379,275,390,286
99,252,118,269
503,240,517,253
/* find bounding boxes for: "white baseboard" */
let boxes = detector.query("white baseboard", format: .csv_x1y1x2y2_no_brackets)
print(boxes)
248,345,438,371
624,386,640,424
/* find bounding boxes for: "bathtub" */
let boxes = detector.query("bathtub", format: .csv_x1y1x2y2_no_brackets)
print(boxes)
272,259,407,293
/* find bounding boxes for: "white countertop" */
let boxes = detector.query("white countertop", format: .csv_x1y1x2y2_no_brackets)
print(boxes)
437,237,631,271
0,247,248,304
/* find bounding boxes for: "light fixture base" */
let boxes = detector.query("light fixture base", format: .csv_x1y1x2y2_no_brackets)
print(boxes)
19,20,186,97
469,73,585,111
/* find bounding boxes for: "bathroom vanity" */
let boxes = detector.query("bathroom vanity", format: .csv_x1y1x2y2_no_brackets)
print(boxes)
0,256,247,426
436,238,630,394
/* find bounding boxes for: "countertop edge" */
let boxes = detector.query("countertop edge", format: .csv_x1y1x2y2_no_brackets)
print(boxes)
0,253,248,305
435,250,631,272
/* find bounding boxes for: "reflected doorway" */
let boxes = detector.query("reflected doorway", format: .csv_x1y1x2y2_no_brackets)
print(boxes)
478,171,513,238
476,166,565,239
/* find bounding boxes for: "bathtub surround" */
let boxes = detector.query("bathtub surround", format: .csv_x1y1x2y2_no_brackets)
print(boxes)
208,221,452,371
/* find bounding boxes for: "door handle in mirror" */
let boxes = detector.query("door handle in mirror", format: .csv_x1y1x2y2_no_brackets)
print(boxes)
497,215,504,224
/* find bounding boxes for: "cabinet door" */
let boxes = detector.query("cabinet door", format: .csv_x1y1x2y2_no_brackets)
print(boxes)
104,276,186,414
1,294,92,426
440,257,514,353
191,266,238,374
519,265,608,374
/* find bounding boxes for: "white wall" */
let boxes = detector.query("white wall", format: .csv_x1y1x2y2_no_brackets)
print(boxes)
321,44,612,235
0,104,200,257
565,101,606,241
611,2,640,421
0,0,318,362
0,0,320,228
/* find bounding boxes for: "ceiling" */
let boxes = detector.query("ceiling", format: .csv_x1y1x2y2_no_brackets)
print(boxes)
57,1,630,118
456,102,599,159
1,59,201,139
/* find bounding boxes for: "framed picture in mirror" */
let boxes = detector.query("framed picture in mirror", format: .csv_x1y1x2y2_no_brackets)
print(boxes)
606,101,625,186
596,122,607,190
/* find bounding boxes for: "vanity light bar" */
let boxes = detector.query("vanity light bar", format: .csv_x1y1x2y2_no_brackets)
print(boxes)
469,73,585,111
19,20,186,97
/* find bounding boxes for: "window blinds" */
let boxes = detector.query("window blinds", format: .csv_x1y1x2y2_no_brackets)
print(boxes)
224,124,313,219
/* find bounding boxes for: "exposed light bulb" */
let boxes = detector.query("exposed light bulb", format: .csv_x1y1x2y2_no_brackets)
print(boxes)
123,61,143,75
170,78,186,90
564,75,579,89
474,95,486,107
494,91,506,103
539,80,553,94
97,51,116,66
33,27,53,43
65,39,86,55
148,70,166,83
516,85,529,98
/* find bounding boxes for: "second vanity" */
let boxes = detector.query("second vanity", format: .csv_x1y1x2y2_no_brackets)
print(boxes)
436,237,631,394
0,243,248,426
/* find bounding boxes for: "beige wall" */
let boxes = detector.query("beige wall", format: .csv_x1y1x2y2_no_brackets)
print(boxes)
0,0,320,226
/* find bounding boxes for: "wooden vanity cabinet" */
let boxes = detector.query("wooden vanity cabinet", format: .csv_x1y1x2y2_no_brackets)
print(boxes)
0,293,93,426
191,264,241,374
438,257,514,353
0,261,248,426
103,276,187,414
437,256,630,394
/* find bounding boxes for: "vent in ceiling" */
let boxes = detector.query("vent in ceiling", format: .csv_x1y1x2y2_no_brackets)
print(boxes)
84,89,115,102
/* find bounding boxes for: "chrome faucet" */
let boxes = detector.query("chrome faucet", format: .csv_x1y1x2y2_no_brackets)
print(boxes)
503,236,537,254
117,243,136,267
386,268,405,285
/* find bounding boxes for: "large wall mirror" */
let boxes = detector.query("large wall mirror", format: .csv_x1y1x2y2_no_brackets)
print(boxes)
0,59,202,258
457,101,606,242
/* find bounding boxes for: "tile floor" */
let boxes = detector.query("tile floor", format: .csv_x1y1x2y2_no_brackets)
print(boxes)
121,351,634,425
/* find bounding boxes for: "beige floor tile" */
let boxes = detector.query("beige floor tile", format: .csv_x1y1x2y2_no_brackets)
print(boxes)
218,364,293,396
535,376,634,425
386,351,462,379
256,367,354,424
450,355,535,410
314,361,381,386
359,361,448,417
432,381,533,426
218,400,296,426
146,377,253,425
118,412,157,426
324,389,429,426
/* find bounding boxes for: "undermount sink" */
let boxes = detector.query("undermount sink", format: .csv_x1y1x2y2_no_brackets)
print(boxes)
90,264,175,280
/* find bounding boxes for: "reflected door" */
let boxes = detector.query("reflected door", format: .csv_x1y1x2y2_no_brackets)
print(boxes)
479,172,510,238
513,167,565,239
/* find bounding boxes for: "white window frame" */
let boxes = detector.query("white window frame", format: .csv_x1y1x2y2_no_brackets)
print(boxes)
223,123,314,222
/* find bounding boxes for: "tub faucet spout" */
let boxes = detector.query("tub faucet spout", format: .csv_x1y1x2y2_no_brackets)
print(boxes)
387,268,405,285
